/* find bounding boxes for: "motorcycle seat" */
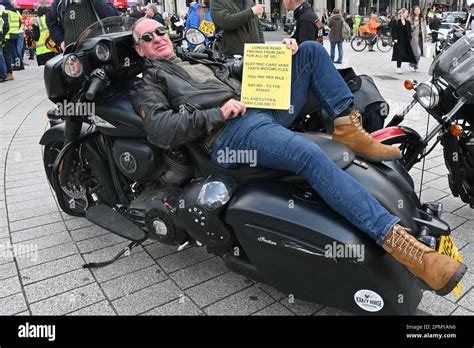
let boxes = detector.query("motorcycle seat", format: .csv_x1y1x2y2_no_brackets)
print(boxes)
185,132,355,184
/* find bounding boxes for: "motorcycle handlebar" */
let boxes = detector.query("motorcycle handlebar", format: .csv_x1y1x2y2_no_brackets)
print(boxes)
85,69,107,101
184,52,210,60
85,77,102,101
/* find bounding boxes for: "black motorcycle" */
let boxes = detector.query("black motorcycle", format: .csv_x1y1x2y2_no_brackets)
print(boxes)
40,16,464,315
374,31,474,209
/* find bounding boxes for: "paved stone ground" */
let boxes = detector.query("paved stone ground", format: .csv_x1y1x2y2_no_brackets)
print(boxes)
0,32,472,316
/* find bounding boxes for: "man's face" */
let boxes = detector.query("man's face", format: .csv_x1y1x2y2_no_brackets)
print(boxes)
134,19,174,60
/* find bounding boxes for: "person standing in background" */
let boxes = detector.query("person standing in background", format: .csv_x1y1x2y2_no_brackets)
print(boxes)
31,5,56,65
0,4,10,81
1,0,23,71
283,0,322,44
328,8,344,64
353,14,361,37
211,0,264,57
408,5,428,72
47,0,120,51
16,2,24,67
391,8,416,74
429,12,441,42
345,13,353,41
170,12,184,38
145,4,165,25
129,5,144,19
186,0,213,38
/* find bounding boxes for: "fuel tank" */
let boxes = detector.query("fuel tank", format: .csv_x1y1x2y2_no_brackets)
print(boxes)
93,91,145,139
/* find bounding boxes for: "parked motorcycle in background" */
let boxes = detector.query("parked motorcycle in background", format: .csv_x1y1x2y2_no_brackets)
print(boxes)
374,31,474,209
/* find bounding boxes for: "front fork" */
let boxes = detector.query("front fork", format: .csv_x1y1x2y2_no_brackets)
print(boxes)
60,118,83,186
386,96,418,127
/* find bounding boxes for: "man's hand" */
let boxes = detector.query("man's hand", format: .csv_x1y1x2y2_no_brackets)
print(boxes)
60,41,65,51
220,99,247,120
252,4,264,16
282,38,298,55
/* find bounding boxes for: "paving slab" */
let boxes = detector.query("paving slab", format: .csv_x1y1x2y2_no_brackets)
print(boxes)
30,283,106,315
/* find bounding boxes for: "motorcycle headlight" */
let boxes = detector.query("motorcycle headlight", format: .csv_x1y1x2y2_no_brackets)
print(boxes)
416,81,440,109
63,54,83,78
95,43,111,62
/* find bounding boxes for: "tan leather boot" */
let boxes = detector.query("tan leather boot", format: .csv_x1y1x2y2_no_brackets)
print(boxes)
332,109,401,161
383,224,467,296
7,72,14,81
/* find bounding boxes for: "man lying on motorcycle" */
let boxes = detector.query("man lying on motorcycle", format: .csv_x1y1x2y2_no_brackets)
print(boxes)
131,18,467,296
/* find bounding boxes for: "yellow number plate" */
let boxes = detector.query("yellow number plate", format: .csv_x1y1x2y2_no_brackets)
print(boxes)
199,20,215,35
438,235,464,299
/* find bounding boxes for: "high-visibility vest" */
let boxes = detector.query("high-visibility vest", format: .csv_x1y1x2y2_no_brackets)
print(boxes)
36,16,52,56
5,10,21,39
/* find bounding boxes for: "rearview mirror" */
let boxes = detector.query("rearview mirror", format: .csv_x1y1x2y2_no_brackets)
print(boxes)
185,28,206,45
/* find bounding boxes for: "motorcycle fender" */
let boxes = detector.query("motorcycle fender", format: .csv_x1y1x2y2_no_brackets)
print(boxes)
372,125,421,145
39,122,92,145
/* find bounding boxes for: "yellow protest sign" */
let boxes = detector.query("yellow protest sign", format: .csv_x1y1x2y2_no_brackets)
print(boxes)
199,20,215,35
241,44,292,110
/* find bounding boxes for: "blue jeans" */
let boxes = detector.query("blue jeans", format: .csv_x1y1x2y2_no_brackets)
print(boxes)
0,47,7,80
17,32,25,65
211,41,399,245
410,39,423,70
330,41,343,63
6,39,22,69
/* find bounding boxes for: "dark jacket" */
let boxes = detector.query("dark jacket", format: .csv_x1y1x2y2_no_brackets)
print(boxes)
211,0,264,57
152,13,165,25
0,12,9,41
46,0,120,45
132,58,242,149
129,10,144,19
429,16,441,30
346,16,354,29
391,19,416,63
292,2,321,44
328,14,344,43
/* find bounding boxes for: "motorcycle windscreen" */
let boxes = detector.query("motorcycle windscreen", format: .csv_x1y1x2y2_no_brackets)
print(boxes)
429,31,474,101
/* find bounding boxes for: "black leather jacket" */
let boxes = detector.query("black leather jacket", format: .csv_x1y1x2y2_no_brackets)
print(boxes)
132,57,242,150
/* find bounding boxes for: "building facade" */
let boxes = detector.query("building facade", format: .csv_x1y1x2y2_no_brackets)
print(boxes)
147,0,467,20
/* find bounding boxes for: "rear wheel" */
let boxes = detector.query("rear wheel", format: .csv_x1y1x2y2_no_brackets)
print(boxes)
351,35,367,51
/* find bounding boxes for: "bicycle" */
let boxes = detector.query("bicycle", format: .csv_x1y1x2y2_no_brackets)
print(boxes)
350,29,393,52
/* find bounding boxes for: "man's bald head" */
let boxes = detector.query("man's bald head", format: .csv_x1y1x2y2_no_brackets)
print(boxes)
132,18,174,60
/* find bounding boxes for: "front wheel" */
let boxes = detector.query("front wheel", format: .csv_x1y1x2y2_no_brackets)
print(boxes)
43,141,97,216
351,36,367,52
377,36,393,52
